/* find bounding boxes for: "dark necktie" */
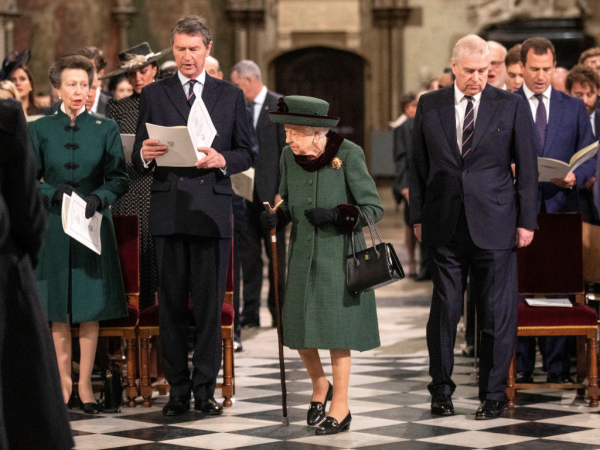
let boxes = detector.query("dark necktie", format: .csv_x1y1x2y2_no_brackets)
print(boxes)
534,93,547,150
187,79,198,106
245,101,259,155
462,96,474,158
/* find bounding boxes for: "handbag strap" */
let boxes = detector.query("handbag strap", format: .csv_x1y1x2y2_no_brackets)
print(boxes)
350,206,382,261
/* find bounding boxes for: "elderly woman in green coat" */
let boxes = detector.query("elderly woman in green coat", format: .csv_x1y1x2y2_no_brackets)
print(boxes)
30,55,129,414
261,96,383,435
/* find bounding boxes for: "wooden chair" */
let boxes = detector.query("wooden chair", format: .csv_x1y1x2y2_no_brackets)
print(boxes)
506,213,599,408
72,215,140,407
138,235,236,407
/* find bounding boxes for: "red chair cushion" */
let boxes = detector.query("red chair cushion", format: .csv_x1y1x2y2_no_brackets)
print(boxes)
139,302,235,327
518,302,598,328
100,304,139,328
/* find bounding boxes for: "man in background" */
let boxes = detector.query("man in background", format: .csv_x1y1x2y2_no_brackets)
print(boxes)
487,41,507,89
580,47,600,78
204,56,223,80
230,60,286,329
76,46,111,114
505,44,524,92
552,67,569,93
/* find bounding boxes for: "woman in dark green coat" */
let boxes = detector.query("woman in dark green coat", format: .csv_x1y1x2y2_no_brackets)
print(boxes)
262,96,383,435
30,55,129,414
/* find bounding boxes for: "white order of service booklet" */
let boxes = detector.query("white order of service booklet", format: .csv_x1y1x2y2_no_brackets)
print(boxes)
230,168,255,202
146,97,217,167
61,192,102,255
538,140,598,182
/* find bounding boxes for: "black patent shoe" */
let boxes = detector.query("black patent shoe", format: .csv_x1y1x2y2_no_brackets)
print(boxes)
475,400,506,420
431,394,454,416
195,397,223,415
516,372,533,383
547,372,574,384
163,396,190,416
316,411,351,435
307,382,333,426
82,402,104,414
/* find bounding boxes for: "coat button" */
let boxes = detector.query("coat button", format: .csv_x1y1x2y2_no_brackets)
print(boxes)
308,179,313,185
307,198,312,204
179,177,184,182
200,180,204,184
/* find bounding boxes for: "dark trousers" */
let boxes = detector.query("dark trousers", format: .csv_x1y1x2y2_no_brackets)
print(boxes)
516,336,566,375
240,199,285,326
155,234,231,401
427,207,518,402
233,229,242,341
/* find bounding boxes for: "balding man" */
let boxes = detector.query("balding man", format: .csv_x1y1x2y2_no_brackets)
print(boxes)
552,67,569,93
487,41,507,89
410,34,538,420
204,56,223,80
230,60,286,329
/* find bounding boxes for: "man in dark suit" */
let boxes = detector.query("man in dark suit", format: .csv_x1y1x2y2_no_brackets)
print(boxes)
230,60,286,328
0,99,74,450
515,38,596,385
410,34,538,420
132,16,254,416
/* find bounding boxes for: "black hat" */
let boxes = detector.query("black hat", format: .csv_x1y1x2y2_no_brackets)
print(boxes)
0,50,30,81
99,42,171,79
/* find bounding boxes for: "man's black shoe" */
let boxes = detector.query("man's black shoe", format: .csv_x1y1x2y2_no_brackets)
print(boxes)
475,400,505,420
234,340,243,353
163,396,190,416
195,397,223,415
547,373,574,384
516,372,533,383
431,394,454,416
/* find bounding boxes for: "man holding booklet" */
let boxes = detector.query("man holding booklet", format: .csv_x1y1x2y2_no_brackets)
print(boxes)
515,37,596,385
132,16,254,416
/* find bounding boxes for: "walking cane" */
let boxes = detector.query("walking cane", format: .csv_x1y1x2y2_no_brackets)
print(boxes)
264,199,288,426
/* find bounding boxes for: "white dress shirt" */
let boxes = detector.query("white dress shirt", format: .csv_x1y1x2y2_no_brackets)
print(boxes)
522,82,551,124
454,83,482,151
591,110,596,138
251,85,268,129
178,70,206,100
90,87,101,114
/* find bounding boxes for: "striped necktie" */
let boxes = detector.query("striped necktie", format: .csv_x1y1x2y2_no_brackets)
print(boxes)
462,95,474,158
187,79,198,106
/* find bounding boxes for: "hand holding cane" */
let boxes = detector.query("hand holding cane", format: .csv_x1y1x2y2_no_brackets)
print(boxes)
263,199,288,426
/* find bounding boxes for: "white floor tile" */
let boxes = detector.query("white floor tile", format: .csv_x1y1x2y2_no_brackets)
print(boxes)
536,413,600,428
220,400,281,415
234,376,281,387
291,431,407,448
163,433,279,449
172,416,278,432
419,430,536,448
544,428,600,445
69,417,160,434
415,415,525,431
73,434,152,449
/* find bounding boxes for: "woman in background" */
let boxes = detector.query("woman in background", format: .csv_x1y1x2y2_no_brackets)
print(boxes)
9,65,47,116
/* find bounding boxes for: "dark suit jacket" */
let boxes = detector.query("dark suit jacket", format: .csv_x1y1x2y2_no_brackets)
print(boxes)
409,85,538,250
132,73,254,238
96,91,110,115
393,117,414,194
516,86,596,213
0,99,74,450
254,90,286,204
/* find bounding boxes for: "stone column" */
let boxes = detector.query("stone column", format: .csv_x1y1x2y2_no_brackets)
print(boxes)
372,0,410,124
112,0,137,51
226,0,266,63
0,0,20,62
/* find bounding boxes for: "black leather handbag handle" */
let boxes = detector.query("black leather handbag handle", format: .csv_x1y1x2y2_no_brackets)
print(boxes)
350,207,382,267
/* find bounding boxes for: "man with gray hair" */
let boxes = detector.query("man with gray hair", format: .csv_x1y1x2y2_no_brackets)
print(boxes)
410,34,538,420
132,16,255,417
230,60,286,330
487,41,507,89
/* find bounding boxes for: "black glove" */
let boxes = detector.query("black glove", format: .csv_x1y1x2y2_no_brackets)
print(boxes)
51,184,75,206
260,211,279,230
304,207,340,227
83,195,102,219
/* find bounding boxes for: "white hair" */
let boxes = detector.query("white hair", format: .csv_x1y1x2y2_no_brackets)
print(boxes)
231,59,262,81
453,35,490,63
487,40,507,59
304,126,329,137
205,56,220,71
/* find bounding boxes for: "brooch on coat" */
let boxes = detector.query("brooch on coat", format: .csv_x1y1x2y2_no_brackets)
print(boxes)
331,157,343,170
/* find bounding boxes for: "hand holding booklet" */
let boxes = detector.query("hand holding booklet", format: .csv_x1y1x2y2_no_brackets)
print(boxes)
61,192,102,255
146,97,217,167
538,140,598,182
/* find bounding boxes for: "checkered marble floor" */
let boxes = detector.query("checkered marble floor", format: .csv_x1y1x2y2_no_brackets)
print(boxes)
69,355,600,450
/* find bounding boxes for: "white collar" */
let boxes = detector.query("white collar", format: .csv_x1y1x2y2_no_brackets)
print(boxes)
61,103,86,116
252,85,268,106
91,87,101,113
454,83,482,104
523,82,552,100
591,110,596,120
178,69,206,87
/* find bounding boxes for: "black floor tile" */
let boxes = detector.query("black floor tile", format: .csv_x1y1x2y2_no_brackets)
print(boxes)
111,444,207,450
243,394,312,407
69,411,101,421
361,441,473,450
239,442,347,450
235,408,308,423
485,422,590,438
489,440,600,450
368,393,434,406
503,406,582,421
366,380,429,393
107,425,214,441
359,406,438,422
233,424,317,440
362,422,464,439
117,410,207,425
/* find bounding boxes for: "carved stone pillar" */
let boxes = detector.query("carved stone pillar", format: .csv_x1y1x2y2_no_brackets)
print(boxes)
0,0,20,62
112,0,137,51
226,0,266,63
372,0,411,123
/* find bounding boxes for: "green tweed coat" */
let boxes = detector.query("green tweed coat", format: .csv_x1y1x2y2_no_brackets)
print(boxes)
279,138,383,351
30,109,129,323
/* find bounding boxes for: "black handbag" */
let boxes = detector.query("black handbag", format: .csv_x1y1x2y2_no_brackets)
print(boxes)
346,208,404,294
100,365,124,413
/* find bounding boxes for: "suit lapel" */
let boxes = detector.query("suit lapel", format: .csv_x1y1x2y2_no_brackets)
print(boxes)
257,92,276,129
437,86,461,161
164,74,191,122
543,88,564,156
469,85,499,155
201,74,223,115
